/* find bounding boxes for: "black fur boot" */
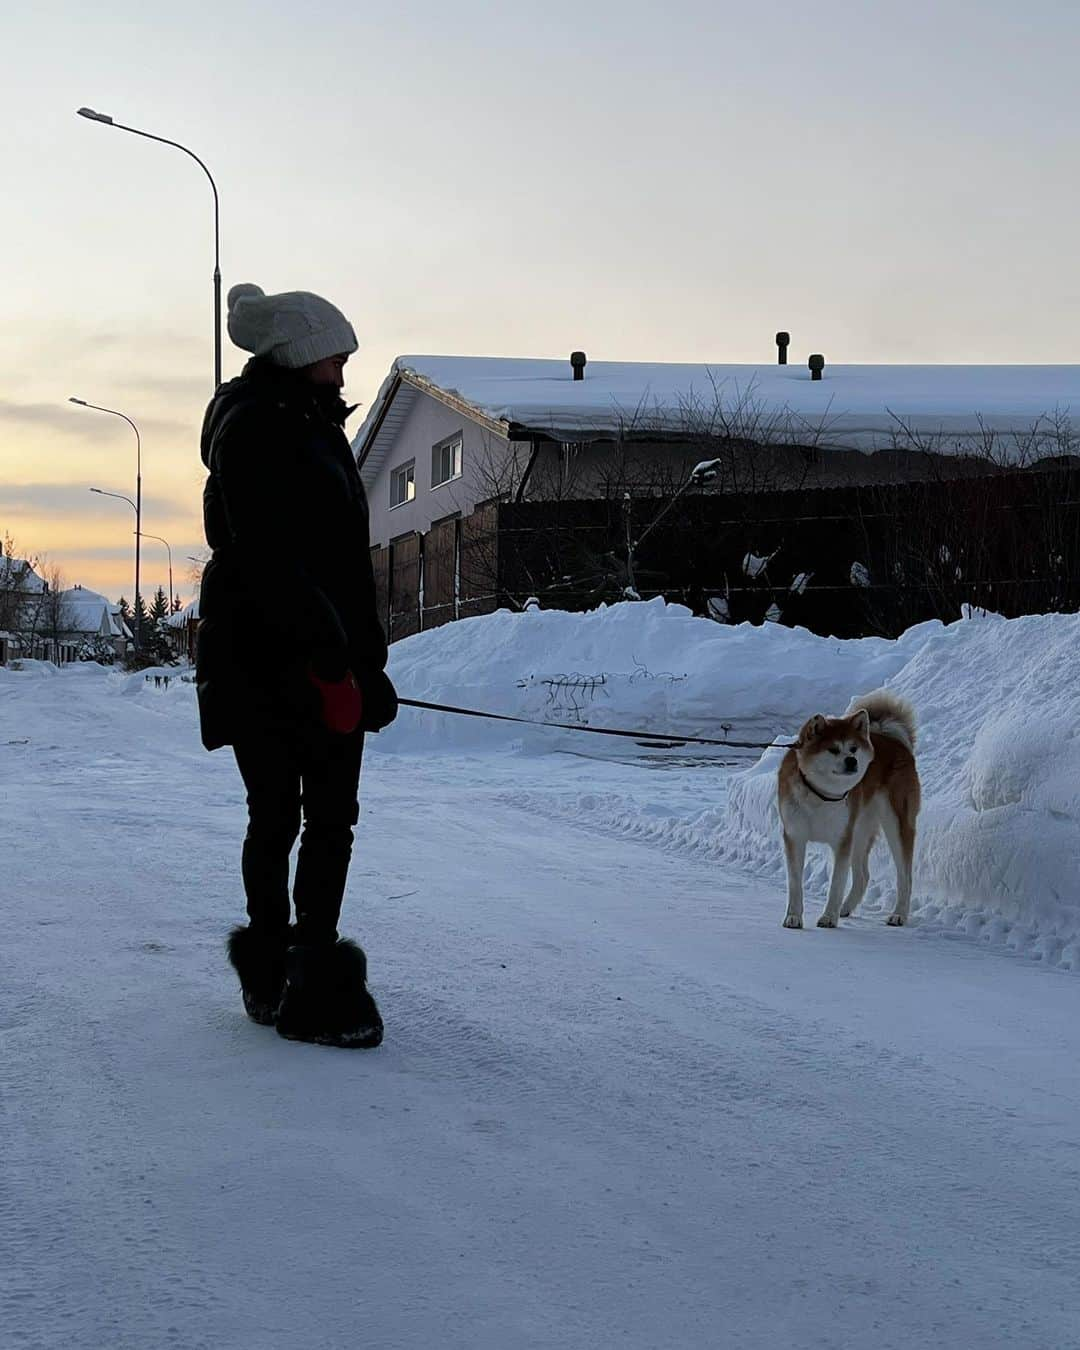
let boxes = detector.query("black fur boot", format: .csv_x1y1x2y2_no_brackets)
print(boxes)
226,925,294,1025
275,939,384,1048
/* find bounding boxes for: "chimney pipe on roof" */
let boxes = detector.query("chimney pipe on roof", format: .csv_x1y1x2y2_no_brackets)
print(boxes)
775,331,790,365
808,353,825,381
570,351,587,381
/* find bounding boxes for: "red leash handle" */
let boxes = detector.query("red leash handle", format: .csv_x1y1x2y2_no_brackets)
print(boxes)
309,668,363,734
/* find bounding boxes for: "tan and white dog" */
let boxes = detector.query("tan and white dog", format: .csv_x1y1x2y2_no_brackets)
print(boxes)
777,691,920,930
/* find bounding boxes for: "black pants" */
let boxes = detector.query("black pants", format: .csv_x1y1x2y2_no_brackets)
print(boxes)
232,729,364,944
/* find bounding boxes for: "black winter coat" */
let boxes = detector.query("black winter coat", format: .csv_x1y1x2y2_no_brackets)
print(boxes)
196,357,395,751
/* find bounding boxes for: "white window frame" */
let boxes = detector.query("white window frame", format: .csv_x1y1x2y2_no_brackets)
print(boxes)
431,434,463,490
389,460,416,510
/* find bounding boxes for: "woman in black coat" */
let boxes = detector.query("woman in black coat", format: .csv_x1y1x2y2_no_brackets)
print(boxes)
198,282,396,1048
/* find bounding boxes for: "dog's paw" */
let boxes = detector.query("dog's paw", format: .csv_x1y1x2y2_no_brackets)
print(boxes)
886,913,907,927
816,914,839,929
839,904,854,918
782,914,803,929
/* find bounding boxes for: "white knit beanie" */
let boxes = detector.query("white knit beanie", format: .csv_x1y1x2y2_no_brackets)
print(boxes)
226,282,358,368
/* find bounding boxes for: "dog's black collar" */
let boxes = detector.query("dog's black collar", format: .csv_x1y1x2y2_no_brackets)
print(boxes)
799,771,850,803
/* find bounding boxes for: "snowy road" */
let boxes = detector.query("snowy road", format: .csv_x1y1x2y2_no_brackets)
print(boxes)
3,669,1080,1349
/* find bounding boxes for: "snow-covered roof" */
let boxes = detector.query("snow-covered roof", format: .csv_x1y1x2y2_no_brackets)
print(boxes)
353,356,1080,479
165,596,199,628
59,587,126,638
0,555,46,593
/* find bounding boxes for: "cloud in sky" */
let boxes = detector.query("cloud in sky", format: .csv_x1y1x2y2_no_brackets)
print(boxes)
4,482,190,521
43,544,159,563
0,399,192,445
111,371,217,403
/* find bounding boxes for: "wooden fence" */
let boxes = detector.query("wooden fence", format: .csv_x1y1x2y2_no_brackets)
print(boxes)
372,466,1080,641
371,503,502,639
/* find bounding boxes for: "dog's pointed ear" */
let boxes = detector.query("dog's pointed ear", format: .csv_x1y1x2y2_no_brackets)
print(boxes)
851,709,870,737
797,714,826,747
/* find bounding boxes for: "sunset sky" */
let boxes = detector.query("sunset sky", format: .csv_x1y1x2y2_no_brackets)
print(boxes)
4,0,1079,602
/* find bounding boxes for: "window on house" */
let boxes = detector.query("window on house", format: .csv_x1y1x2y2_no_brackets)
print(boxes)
390,461,416,509
431,435,463,489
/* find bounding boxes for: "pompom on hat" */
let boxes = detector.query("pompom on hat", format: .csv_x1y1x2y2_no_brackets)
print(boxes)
226,282,358,369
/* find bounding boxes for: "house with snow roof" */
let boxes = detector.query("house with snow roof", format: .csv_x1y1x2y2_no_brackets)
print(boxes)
1,549,47,664
352,353,1080,549
164,594,199,663
351,354,1080,641
54,585,131,663
0,549,131,664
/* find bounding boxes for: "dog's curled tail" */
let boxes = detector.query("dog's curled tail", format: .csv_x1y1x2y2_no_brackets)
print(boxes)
847,689,917,752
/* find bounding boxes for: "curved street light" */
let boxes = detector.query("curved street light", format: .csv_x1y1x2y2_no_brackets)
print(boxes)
76,395,143,648
89,486,136,511
76,106,222,388
87,488,140,648
139,530,174,614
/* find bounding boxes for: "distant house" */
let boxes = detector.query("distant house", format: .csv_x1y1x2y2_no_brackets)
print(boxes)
164,595,199,663
352,354,1080,549
53,585,131,663
0,548,130,664
0,550,47,664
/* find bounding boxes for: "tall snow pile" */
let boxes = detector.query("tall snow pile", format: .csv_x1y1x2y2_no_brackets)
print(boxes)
384,601,1080,968
380,600,916,754
727,609,1080,968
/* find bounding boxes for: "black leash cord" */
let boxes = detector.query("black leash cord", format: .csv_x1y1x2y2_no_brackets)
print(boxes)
397,697,789,751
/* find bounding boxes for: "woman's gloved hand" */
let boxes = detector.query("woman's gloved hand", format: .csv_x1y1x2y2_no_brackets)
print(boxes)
358,668,399,732
308,666,363,734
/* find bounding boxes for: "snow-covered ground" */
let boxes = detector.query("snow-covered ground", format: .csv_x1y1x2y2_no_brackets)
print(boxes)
3,606,1080,1349
384,599,1080,968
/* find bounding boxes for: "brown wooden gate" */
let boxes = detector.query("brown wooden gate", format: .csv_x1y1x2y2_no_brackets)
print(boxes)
389,532,421,641
370,544,390,638
421,516,459,630
459,502,499,619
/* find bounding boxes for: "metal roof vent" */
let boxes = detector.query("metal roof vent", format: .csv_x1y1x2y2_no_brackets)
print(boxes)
808,353,825,381
775,331,790,365
570,351,587,381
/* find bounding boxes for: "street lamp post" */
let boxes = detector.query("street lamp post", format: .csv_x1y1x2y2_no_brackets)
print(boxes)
75,394,142,647
87,486,141,649
76,107,222,388
139,531,174,613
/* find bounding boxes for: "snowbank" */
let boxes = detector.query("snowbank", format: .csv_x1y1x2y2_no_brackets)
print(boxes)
380,598,920,754
727,610,1080,969
0,658,63,680
385,600,1080,968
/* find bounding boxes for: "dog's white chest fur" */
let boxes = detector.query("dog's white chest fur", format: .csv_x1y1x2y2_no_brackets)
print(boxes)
780,784,852,847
